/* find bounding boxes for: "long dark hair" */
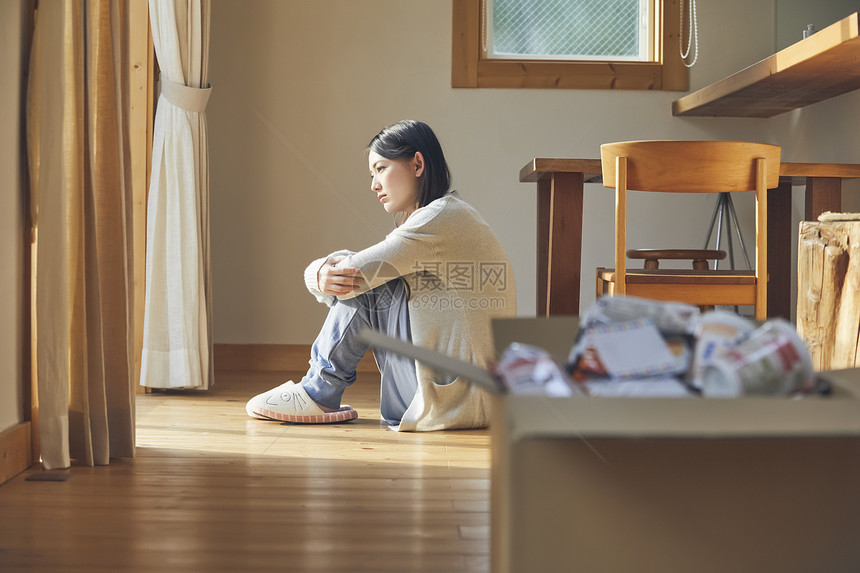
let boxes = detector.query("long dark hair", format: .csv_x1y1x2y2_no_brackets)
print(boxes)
368,120,451,209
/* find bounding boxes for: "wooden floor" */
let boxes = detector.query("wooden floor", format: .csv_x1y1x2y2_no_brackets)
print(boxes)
0,372,492,572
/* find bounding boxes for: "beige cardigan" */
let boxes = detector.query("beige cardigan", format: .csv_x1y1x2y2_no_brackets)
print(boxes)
304,195,517,430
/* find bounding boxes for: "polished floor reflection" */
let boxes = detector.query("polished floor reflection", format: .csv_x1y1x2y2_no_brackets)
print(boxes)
0,371,491,572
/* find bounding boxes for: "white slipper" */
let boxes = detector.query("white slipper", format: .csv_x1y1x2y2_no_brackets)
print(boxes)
245,381,358,424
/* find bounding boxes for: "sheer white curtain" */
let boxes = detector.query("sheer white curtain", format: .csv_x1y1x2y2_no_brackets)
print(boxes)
141,0,213,389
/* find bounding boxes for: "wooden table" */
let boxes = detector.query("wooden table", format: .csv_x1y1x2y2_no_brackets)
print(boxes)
520,158,860,318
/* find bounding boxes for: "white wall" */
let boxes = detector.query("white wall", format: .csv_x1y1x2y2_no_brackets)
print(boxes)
208,0,856,344
0,0,25,432
776,0,859,50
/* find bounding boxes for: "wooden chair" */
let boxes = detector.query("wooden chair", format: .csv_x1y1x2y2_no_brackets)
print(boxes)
595,141,781,320
625,248,727,313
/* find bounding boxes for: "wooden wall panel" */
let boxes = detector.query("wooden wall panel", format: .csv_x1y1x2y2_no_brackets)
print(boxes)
0,422,32,486
214,344,378,374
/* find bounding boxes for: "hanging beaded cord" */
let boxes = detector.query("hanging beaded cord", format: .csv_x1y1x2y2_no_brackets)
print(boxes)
680,0,699,67
482,0,488,55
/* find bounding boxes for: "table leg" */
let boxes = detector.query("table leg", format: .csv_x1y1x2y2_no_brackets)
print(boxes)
805,176,841,220
537,172,583,316
768,181,792,320
537,179,550,316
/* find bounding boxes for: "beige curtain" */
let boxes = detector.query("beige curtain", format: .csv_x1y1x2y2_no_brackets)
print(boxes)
140,0,212,389
27,0,135,470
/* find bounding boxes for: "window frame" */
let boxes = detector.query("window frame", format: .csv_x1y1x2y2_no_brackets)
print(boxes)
452,0,688,90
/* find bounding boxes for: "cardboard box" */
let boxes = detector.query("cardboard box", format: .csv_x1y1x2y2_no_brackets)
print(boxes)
361,317,860,572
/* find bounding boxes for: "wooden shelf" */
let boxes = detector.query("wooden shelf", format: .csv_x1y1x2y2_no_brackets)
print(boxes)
673,12,860,118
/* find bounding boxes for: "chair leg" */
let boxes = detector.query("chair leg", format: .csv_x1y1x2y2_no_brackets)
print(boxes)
693,259,714,312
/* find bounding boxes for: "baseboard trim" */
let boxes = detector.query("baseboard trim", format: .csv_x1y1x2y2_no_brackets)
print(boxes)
214,344,378,373
0,421,33,486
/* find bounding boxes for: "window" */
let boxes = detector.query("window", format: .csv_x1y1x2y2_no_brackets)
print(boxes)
488,0,653,61
452,0,688,90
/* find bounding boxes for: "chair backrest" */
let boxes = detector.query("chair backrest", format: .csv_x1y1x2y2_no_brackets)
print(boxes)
600,141,781,193
599,140,781,319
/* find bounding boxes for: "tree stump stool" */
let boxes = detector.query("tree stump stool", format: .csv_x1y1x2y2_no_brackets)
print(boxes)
797,213,860,371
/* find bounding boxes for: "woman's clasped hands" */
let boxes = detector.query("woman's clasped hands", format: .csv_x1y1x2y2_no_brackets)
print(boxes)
317,255,364,296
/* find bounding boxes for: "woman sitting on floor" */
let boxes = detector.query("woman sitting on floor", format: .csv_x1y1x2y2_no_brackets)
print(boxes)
245,120,516,430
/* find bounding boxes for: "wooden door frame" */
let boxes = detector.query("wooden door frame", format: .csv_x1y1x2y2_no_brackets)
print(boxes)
0,0,38,485
129,0,155,396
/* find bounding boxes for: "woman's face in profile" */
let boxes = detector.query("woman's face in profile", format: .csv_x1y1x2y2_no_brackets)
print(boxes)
369,151,423,217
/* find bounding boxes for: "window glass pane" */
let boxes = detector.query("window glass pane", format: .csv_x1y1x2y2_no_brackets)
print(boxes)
490,0,647,60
